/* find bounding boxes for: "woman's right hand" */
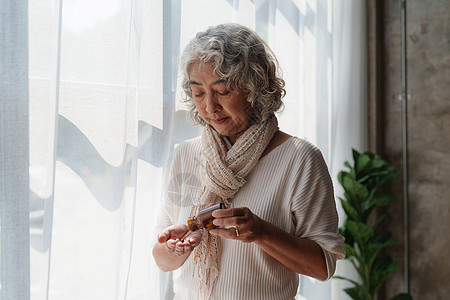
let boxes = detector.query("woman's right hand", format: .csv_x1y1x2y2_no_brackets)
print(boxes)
157,224,202,256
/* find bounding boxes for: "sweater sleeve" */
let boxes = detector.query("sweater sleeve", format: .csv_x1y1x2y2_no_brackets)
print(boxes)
289,141,345,280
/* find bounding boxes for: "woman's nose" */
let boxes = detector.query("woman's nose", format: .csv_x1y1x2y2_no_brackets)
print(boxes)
205,93,221,113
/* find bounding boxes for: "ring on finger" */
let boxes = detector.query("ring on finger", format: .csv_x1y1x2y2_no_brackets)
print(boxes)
235,226,240,237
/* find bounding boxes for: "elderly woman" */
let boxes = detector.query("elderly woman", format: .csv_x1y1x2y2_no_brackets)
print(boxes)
152,23,345,300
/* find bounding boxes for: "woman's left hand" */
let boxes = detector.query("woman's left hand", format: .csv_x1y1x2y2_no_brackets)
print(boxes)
209,207,264,243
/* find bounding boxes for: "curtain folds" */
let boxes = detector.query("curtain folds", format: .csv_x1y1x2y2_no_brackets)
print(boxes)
0,1,366,299
331,1,367,300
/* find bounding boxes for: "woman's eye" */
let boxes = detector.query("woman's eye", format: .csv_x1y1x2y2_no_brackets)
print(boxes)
217,91,230,96
193,92,204,97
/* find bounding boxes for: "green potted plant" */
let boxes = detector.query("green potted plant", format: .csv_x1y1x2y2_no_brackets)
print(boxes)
334,149,412,300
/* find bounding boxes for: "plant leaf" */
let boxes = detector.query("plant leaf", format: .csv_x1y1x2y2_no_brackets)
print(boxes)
342,243,356,259
371,155,386,169
373,193,395,207
334,276,370,300
369,257,398,294
352,149,361,168
373,169,401,189
333,276,361,287
342,244,365,274
372,232,393,244
390,293,413,300
365,187,378,203
344,287,367,300
357,173,371,184
338,171,349,186
343,191,357,209
340,198,359,221
361,188,378,221
340,227,355,246
362,192,395,222
356,153,373,177
362,238,397,268
342,176,368,211
344,161,352,169
347,220,374,246
372,214,387,231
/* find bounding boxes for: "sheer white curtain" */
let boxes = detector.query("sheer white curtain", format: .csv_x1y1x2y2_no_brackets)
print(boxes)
0,0,365,299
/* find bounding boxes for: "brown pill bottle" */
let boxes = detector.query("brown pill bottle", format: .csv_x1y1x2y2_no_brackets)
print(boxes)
187,203,226,231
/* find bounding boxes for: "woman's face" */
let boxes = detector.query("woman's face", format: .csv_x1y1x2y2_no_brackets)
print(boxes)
189,62,253,144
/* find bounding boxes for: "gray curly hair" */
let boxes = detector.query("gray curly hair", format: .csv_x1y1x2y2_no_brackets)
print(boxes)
180,23,285,125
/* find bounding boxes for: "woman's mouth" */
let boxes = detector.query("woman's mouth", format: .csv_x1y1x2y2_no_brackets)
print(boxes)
211,117,229,124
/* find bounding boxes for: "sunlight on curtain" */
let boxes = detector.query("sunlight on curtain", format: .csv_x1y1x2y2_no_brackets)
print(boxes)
330,1,367,299
28,0,170,298
2,0,365,299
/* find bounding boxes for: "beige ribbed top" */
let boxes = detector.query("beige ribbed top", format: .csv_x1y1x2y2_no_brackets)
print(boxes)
155,136,345,300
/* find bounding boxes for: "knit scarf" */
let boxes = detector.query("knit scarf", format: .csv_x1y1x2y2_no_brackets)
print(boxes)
190,116,278,299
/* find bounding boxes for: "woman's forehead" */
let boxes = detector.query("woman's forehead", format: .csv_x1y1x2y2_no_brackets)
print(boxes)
189,61,216,75
188,62,222,84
